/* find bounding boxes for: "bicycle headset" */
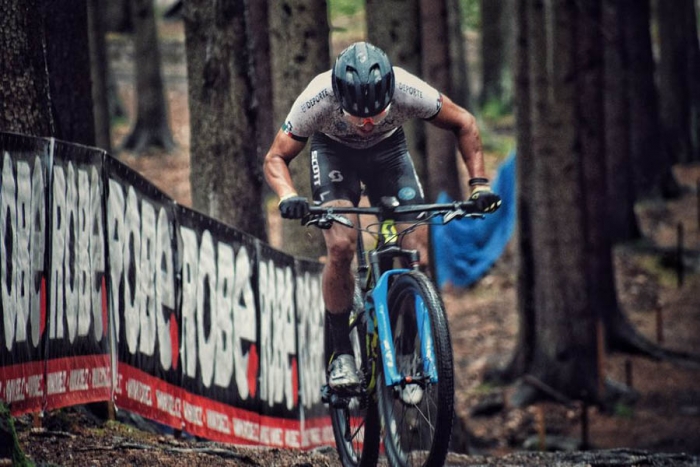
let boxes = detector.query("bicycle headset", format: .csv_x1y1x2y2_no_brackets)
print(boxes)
332,41,395,118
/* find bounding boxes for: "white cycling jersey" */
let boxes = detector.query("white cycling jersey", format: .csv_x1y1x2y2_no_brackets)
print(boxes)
282,67,443,150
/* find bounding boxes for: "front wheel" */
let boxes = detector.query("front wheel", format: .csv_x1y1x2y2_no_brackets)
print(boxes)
377,271,454,467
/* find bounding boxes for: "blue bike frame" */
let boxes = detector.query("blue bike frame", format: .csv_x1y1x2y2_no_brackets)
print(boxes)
369,269,438,387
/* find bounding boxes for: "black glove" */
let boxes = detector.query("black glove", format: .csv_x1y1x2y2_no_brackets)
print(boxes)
278,195,309,219
469,187,502,213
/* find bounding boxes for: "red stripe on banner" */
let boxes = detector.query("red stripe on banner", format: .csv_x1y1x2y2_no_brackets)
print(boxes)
115,364,185,431
0,360,45,416
44,354,111,411
300,414,334,449
181,390,262,445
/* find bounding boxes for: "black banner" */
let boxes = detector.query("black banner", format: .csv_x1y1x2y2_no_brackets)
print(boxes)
176,205,261,441
45,140,111,409
105,155,182,427
0,133,51,414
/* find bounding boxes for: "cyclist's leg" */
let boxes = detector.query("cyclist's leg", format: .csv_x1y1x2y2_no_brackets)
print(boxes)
310,134,363,388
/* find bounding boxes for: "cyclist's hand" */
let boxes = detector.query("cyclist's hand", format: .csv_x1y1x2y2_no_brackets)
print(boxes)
469,186,502,213
278,194,309,219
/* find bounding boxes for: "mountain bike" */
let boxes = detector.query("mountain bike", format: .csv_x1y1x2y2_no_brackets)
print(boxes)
306,196,485,467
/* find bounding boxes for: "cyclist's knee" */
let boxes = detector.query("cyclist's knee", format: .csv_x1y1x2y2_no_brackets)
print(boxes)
326,235,355,266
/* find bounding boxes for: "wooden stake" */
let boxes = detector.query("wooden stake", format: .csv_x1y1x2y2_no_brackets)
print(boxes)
656,306,664,344
32,411,42,429
596,319,606,398
580,403,589,450
535,405,546,451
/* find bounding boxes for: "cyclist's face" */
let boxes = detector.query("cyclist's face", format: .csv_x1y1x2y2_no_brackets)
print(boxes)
342,103,392,131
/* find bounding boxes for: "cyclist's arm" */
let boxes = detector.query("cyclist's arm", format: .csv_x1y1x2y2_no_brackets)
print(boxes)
428,94,488,190
263,129,307,200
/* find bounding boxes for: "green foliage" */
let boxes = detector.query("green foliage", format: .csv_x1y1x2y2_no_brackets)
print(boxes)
460,0,480,30
0,403,34,466
328,0,364,19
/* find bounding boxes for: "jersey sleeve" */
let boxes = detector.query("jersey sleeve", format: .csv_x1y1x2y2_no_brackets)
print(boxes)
281,71,334,142
393,67,443,121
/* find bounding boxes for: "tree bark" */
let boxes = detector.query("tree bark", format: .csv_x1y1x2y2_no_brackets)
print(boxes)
624,0,672,199
122,0,175,153
655,0,700,163
420,0,461,202
39,0,95,146
602,0,640,244
183,0,266,239
88,0,112,152
0,0,54,135
269,0,330,259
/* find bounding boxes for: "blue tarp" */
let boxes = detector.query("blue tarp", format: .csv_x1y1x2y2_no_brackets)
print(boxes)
431,152,517,288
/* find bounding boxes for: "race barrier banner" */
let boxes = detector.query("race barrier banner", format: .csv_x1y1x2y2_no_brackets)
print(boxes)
0,132,332,448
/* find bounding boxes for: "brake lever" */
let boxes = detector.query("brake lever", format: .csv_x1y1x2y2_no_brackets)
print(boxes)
328,213,354,228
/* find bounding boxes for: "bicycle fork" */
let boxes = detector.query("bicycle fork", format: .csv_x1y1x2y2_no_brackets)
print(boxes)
369,270,438,388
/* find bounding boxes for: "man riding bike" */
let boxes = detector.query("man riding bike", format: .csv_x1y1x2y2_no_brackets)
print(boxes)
263,41,501,390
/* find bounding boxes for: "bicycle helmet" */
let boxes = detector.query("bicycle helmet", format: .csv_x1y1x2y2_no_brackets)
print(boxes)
332,42,395,117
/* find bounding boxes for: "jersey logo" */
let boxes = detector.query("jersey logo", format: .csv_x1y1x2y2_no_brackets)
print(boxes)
398,187,416,201
329,170,344,183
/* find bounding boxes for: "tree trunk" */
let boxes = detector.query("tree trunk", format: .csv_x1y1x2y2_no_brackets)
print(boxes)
0,0,54,135
366,0,427,187
624,0,671,198
268,0,330,259
247,0,274,170
183,0,266,240
39,0,95,146
479,0,514,110
602,0,640,244
510,0,601,406
420,0,461,202
655,0,700,163
88,0,112,152
122,0,175,153
447,0,471,109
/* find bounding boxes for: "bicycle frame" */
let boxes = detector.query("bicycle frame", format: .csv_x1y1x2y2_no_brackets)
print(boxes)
357,217,437,388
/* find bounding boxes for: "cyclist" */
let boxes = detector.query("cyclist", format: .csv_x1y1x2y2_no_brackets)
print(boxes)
263,41,501,391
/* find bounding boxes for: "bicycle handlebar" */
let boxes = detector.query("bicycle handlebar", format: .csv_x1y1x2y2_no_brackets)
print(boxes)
304,197,485,229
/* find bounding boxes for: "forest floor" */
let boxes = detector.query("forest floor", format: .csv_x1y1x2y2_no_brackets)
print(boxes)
10,23,700,467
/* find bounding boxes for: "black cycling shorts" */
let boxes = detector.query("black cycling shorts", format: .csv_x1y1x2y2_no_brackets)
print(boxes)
308,127,425,217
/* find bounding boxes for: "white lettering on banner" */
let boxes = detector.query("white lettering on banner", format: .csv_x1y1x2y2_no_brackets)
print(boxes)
206,409,231,434
4,378,25,403
260,425,284,447
1,153,45,351
233,417,259,441
107,180,175,369
295,272,325,408
27,374,43,398
179,226,257,395
69,368,89,391
49,163,105,343
92,367,110,388
126,378,153,406
155,389,181,417
258,260,296,410
285,429,300,448
183,400,204,426
47,371,67,395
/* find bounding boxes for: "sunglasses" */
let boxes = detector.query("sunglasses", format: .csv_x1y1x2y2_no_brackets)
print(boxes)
342,103,392,127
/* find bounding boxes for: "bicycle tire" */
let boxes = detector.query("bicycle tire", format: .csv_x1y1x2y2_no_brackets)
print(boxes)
326,288,381,467
377,271,454,467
